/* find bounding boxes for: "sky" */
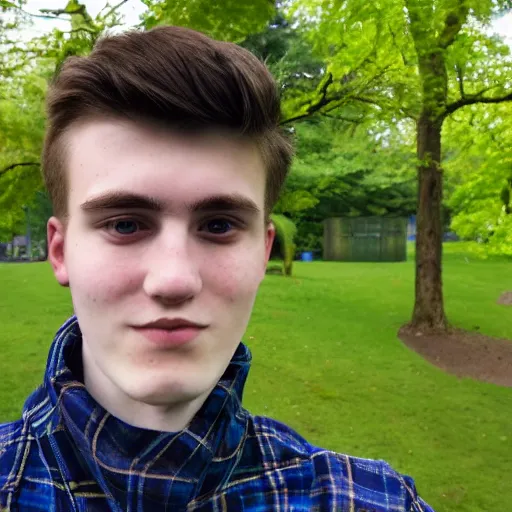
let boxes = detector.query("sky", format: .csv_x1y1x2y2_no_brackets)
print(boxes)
18,0,147,38
492,10,512,45
13,0,512,45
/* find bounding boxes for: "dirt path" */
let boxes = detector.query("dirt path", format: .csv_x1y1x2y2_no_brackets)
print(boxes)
399,326,512,387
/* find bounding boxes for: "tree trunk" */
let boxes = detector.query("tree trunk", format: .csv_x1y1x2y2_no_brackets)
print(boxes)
410,111,448,333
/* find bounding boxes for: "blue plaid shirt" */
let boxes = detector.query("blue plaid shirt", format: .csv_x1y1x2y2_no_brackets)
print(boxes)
0,317,434,511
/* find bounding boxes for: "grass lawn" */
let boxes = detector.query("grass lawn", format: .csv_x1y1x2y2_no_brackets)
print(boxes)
1,242,511,511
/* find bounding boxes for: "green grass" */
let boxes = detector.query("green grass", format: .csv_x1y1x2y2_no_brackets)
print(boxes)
1,243,511,511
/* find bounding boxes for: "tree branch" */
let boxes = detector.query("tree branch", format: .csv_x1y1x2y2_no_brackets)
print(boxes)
388,24,409,66
67,26,97,35
0,162,39,177
316,72,334,101
351,95,383,108
320,113,364,124
281,98,346,125
100,0,129,20
280,60,396,125
444,91,512,117
405,0,435,50
20,10,69,20
11,5,70,21
39,6,86,17
438,0,469,49
455,64,465,99
280,72,334,125
398,107,419,122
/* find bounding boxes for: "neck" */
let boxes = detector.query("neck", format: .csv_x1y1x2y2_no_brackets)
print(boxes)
82,341,211,432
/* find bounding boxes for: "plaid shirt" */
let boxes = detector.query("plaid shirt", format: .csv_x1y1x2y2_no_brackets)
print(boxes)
0,317,434,511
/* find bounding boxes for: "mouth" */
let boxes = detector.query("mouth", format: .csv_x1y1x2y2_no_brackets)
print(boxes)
132,318,208,347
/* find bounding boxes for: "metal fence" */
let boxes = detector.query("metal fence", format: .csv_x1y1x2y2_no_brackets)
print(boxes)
323,217,407,262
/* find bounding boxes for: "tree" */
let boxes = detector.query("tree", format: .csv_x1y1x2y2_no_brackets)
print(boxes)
27,190,53,259
0,68,47,239
443,102,512,253
0,0,131,228
142,0,275,42
286,0,512,332
0,1,280,229
274,117,417,252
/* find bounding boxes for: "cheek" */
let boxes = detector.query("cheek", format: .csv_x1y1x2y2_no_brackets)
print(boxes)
206,252,263,301
70,271,121,308
67,242,140,305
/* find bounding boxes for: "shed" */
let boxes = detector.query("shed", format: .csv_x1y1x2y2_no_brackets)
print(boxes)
323,217,407,262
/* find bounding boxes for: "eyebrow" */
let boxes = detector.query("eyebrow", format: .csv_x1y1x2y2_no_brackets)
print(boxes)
80,191,261,215
190,194,261,215
81,192,164,212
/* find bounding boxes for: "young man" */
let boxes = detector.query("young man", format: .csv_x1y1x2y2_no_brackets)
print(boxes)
0,26,434,511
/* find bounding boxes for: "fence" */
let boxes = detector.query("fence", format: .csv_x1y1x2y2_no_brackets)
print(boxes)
323,217,407,262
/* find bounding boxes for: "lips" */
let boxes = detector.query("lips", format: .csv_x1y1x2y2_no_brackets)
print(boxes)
138,318,207,330
132,318,207,348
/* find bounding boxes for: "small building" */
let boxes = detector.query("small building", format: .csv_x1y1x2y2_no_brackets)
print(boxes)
323,217,407,262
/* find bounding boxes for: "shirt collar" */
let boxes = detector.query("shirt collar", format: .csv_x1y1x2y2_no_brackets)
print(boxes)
27,316,252,508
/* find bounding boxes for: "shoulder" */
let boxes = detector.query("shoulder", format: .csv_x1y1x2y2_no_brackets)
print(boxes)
251,415,434,511
0,385,49,485
0,419,27,487
0,419,26,456
0,418,62,510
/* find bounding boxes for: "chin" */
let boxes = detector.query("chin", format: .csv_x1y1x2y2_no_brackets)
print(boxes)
125,378,209,406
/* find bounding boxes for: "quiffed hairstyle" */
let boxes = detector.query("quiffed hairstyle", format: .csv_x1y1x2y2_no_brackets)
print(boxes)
42,25,293,219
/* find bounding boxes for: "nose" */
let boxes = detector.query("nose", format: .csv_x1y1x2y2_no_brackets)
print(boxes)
142,228,202,305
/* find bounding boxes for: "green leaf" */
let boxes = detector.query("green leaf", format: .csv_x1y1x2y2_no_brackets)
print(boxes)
0,0,16,9
142,0,275,42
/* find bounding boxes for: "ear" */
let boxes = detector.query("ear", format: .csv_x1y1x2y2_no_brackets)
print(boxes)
263,221,276,269
47,216,69,287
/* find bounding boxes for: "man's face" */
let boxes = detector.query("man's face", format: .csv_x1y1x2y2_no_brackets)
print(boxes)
48,119,274,412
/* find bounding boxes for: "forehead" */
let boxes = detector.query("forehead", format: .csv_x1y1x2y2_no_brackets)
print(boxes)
64,118,266,211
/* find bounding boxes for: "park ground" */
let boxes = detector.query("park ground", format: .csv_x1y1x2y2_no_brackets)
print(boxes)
0,242,511,512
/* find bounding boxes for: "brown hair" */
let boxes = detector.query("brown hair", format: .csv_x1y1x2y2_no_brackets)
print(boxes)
42,26,293,219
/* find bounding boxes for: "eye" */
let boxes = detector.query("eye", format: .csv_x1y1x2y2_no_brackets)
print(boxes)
104,218,149,237
113,219,140,235
204,219,233,234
